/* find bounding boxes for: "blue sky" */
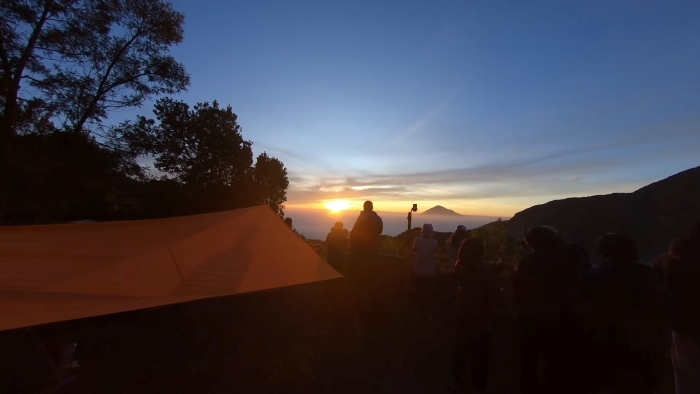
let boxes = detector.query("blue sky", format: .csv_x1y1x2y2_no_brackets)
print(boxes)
136,0,700,216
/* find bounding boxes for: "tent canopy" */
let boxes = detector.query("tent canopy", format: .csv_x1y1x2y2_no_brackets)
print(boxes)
0,205,341,331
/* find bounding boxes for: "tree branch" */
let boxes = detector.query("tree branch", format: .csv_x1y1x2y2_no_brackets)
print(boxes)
11,4,51,97
71,22,146,134
0,38,11,79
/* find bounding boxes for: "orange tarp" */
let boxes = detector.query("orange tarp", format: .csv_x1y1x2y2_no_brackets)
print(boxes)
0,205,341,331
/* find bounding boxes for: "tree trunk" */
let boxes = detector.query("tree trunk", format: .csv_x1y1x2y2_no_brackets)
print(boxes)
0,5,51,223
0,127,14,224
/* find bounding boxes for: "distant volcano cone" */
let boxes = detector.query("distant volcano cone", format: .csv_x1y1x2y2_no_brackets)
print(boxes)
421,205,462,216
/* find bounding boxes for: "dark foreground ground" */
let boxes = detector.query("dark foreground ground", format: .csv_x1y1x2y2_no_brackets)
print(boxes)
2,255,675,393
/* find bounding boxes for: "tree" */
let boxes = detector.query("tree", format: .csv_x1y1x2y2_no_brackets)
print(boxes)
43,0,190,135
112,98,255,213
0,0,189,221
6,131,131,224
471,218,509,261
251,152,288,216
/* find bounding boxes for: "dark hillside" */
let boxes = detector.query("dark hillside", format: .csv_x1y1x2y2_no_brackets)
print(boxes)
479,166,700,261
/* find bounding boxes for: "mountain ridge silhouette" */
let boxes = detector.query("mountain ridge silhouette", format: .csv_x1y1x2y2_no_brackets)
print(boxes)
479,165,700,262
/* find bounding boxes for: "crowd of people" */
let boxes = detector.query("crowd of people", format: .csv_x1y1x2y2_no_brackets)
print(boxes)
320,200,699,394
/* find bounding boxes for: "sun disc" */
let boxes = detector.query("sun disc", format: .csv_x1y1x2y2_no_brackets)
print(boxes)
324,200,350,213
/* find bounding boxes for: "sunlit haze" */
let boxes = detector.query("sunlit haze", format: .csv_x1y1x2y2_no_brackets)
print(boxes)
285,207,499,240
324,200,351,213
133,0,700,217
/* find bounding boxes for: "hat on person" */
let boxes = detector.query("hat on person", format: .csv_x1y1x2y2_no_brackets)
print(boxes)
421,223,434,237
456,225,467,232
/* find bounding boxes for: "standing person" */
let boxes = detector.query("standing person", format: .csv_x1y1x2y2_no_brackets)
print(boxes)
653,220,700,394
326,222,349,274
350,201,383,255
444,225,471,328
535,226,593,390
349,201,383,311
542,225,591,273
571,233,671,394
412,223,439,321
512,227,573,394
450,238,498,393
446,225,471,271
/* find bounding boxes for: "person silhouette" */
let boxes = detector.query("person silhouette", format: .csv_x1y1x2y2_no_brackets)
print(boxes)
348,201,383,313
570,233,670,394
326,222,349,273
349,201,383,256
653,220,700,394
451,238,498,393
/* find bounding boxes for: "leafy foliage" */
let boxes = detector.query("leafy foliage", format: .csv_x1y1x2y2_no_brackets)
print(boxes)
471,218,524,266
0,0,190,222
117,99,251,188
0,0,290,224
111,98,289,215
1,0,190,135
251,152,289,216
380,236,407,256
6,131,131,223
374,219,523,278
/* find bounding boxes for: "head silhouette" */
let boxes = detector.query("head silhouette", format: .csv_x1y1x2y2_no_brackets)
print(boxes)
334,222,343,228
524,226,558,251
284,217,293,228
595,233,638,264
363,201,373,211
458,238,485,262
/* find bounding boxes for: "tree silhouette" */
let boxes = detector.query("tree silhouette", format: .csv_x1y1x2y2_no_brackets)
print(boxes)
251,152,289,216
1,1,290,224
112,98,289,215
116,98,252,188
6,131,130,224
0,0,190,221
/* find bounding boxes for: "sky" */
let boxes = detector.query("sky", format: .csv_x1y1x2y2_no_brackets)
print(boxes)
133,0,700,217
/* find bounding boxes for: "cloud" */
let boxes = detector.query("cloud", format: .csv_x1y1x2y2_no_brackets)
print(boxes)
286,150,628,207
395,88,461,141
253,142,315,164
280,108,700,214
288,141,689,205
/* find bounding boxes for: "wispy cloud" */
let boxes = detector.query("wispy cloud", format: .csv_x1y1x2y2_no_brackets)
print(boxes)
396,88,461,141
253,143,310,163
287,153,625,207
285,121,700,213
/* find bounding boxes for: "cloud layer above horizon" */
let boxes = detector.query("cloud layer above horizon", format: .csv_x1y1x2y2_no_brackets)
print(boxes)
156,0,700,216
261,110,700,215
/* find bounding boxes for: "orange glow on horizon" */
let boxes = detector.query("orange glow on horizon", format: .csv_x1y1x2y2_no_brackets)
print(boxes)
323,200,351,213
288,200,517,218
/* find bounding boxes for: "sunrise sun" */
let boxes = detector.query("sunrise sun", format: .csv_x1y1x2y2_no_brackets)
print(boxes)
324,200,350,213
